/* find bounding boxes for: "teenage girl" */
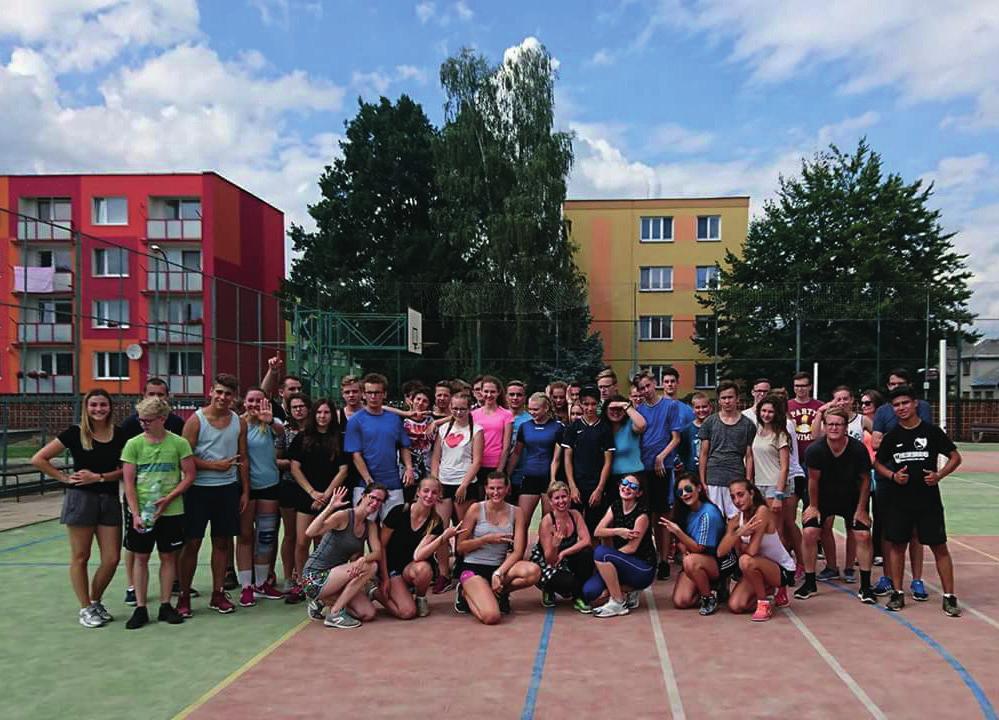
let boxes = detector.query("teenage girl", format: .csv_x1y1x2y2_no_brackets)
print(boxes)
506,392,563,528
751,394,791,508
603,393,647,500
471,376,513,483
278,392,310,601
530,480,594,613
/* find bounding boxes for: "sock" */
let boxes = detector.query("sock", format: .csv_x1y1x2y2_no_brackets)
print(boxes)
160,601,172,610
237,570,253,589
805,572,817,587
944,593,956,599
860,570,872,590
254,564,270,586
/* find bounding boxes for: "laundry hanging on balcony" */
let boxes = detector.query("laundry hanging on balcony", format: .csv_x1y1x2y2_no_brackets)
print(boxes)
13,266,55,293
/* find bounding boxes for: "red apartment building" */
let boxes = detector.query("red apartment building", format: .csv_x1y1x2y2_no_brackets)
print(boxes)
0,173,285,397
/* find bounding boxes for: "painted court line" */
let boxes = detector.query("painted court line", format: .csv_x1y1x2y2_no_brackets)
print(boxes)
785,608,887,719
951,539,999,564
917,577,999,633
822,582,998,720
172,619,309,720
519,606,555,720
948,476,999,491
644,588,685,720
0,532,63,554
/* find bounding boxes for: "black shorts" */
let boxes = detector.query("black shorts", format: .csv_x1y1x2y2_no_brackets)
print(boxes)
575,491,611,536
184,483,241,540
882,488,946,546
250,484,280,501
476,466,500,484
803,500,870,532
278,481,299,509
645,468,672,514
460,562,500,582
791,476,807,501
61,488,121,527
520,474,550,496
441,482,483,502
125,512,185,554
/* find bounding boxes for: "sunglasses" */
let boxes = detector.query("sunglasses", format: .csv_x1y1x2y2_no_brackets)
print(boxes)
860,400,873,406
678,484,696,496
619,479,641,491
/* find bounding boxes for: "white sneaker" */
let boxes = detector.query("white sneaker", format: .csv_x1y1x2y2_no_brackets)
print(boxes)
415,595,429,617
324,609,361,629
593,598,629,618
78,606,104,628
306,598,324,621
625,591,640,610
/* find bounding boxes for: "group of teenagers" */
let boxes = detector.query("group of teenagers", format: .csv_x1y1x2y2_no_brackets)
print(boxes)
34,359,964,631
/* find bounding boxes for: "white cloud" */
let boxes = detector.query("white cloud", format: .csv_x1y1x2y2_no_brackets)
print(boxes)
415,1,436,24
646,123,714,154
589,49,615,66
816,111,880,145
249,0,290,28
395,64,429,84
923,154,991,192
351,70,393,97
454,0,473,21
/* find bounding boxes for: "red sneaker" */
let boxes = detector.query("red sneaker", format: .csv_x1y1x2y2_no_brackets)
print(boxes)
284,585,304,605
774,586,790,608
254,581,284,600
238,586,257,607
210,590,236,614
752,599,774,622
177,592,193,619
432,574,454,595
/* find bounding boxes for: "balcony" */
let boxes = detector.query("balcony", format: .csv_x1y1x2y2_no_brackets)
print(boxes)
146,271,203,292
18,373,74,394
12,268,73,293
146,219,201,240
17,322,73,343
147,322,203,343
17,219,72,241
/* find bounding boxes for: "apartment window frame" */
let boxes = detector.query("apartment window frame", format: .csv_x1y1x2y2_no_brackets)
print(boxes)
696,265,721,291
93,247,129,278
93,299,130,329
39,352,74,376
639,266,673,292
696,215,721,241
29,300,73,325
168,350,204,376
694,314,715,340
92,197,128,226
639,315,673,342
94,351,130,380
640,215,674,243
695,363,717,389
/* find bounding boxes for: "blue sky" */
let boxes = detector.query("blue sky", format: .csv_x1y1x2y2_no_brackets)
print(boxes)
2,1,998,329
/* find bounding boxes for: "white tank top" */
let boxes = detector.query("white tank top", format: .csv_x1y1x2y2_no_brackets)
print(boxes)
847,413,864,442
739,513,795,571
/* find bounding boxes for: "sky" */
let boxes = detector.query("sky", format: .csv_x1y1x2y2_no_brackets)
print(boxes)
2,0,998,332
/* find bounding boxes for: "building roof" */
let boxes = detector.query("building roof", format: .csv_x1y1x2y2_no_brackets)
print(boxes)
948,338,999,360
564,196,750,209
970,366,999,389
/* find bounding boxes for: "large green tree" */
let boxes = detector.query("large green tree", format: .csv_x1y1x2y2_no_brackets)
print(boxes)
697,140,976,391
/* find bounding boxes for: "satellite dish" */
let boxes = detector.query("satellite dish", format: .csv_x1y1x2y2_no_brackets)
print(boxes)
126,344,143,360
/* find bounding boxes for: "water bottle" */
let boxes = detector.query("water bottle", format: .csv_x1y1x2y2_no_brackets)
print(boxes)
139,501,156,533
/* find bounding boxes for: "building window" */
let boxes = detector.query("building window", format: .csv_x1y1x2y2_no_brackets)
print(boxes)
169,351,203,376
639,315,673,341
640,216,673,242
695,364,717,388
697,215,721,241
18,198,72,239
151,248,202,272
93,300,129,328
696,266,720,290
28,300,72,325
94,352,130,380
639,266,673,291
40,352,74,376
150,198,201,220
641,365,672,387
961,360,971,377
92,197,128,225
93,248,128,277
694,314,715,340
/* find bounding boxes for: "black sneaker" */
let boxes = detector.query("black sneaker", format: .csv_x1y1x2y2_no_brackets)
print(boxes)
715,578,730,605
497,592,511,615
657,561,671,581
223,568,239,591
794,582,818,600
857,587,877,605
698,593,718,616
124,587,137,606
886,590,905,612
454,585,469,614
158,603,185,624
125,606,149,630
942,594,962,618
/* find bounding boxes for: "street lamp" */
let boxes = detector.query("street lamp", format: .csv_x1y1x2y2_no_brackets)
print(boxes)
150,244,169,380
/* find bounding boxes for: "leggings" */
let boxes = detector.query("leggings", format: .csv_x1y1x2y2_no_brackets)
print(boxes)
582,545,655,603
540,547,595,600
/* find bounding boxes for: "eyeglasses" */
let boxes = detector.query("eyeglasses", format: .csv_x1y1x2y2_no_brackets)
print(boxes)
137,417,163,425
678,484,696,496
619,479,641,491
860,400,873,406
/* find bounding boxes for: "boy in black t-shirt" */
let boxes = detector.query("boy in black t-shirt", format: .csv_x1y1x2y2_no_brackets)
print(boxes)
560,387,615,534
874,386,962,617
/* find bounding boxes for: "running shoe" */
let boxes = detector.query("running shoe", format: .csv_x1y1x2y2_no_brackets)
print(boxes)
625,590,641,610
774,585,790,608
210,590,236,614
124,587,137,606
857,587,878,604
454,585,469,614
817,567,840,581
541,591,555,608
873,576,894,596
324,609,361,629
842,568,856,584
657,561,671,581
238,586,257,607
78,606,104,628
432,574,453,595
910,579,929,602
172,582,201,598
793,582,818,600
158,603,185,625
751,599,773,622
306,598,325,621
125,606,149,630
817,543,825,560
223,567,239,591
92,602,113,624
497,592,511,615
284,585,304,605
873,555,884,567
254,582,284,600
573,598,592,614
886,590,905,612
594,598,629,617
942,594,961,618
176,592,193,618
415,595,430,617
698,593,718,616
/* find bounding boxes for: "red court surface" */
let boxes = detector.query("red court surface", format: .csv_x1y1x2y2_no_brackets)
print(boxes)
179,535,999,720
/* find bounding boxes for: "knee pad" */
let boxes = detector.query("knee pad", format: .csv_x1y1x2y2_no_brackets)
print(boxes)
255,513,279,557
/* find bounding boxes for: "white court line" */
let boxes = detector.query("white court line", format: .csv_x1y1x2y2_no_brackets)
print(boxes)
785,609,887,720
644,588,686,720
946,476,999,491
950,539,999,564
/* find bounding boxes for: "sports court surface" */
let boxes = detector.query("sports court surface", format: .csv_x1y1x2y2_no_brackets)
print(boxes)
3,444,998,720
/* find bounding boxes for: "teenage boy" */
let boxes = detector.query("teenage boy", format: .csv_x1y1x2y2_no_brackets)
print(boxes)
698,380,755,518
121,397,196,629
260,354,303,422
561,386,615,534
433,380,453,420
178,373,249,617
345,373,414,519
567,381,581,406
742,378,771,421
788,372,823,504
119,377,188,605
635,370,683,579
871,368,932,600
794,408,875,603
679,392,712,480
661,366,695,430
874,386,962,616
507,380,531,500
596,369,619,404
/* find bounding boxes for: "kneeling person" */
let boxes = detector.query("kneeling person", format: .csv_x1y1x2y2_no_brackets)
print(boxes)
122,397,196,629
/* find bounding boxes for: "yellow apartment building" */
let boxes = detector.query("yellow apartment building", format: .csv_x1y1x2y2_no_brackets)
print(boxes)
564,197,749,396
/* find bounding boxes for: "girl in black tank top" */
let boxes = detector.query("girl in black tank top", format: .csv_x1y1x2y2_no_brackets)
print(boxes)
529,481,595,610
